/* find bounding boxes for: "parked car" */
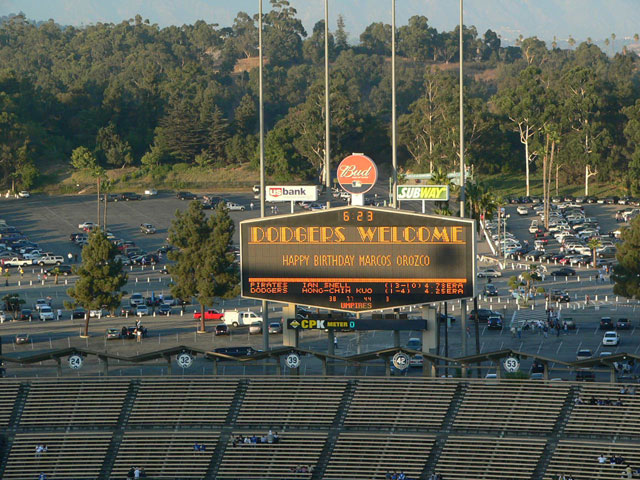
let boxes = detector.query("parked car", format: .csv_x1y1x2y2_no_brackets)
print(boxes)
563,317,576,330
550,267,576,276
576,349,593,361
129,293,145,306
158,304,172,315
106,328,121,339
19,309,36,321
249,321,263,334
575,369,596,382
39,306,54,321
477,268,502,278
546,290,570,302
120,192,141,201
487,316,503,330
599,317,614,330
78,221,96,230
616,318,630,330
36,255,64,266
140,223,156,234
193,309,224,321
215,324,230,336
135,305,149,317
176,191,197,200
213,346,259,358
602,331,620,346
144,188,158,196
469,309,504,322
268,322,283,334
516,206,529,215
15,333,30,344
45,264,72,276
225,201,246,211
72,307,85,319
34,298,51,311
483,284,498,297
18,190,30,198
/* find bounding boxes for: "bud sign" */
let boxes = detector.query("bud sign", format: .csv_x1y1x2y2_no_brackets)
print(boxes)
337,154,378,195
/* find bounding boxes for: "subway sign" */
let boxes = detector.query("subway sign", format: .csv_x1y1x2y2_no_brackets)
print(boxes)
240,206,475,313
397,185,449,201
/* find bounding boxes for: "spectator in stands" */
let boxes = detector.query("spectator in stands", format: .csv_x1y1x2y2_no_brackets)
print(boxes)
598,454,607,463
127,467,135,480
134,467,141,479
38,473,46,480
139,468,147,478
267,429,274,443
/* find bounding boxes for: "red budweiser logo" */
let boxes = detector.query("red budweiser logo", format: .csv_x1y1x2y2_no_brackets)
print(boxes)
337,154,378,195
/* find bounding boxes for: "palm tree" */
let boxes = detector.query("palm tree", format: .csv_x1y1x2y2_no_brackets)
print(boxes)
465,181,499,233
568,36,576,48
588,237,602,268
634,33,639,43
429,167,454,213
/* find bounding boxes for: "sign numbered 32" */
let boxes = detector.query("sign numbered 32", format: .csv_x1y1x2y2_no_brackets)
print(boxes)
177,352,194,369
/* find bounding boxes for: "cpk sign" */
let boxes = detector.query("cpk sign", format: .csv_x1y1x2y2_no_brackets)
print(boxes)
266,185,318,202
337,154,378,195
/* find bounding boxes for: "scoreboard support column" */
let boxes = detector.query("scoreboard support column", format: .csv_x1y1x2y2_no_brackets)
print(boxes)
461,298,468,357
421,305,437,377
282,303,298,347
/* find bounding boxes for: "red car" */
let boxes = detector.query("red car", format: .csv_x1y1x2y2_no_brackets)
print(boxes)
193,309,224,321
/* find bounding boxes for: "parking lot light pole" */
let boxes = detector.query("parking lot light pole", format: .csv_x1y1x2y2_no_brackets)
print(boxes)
258,0,269,351
459,0,468,357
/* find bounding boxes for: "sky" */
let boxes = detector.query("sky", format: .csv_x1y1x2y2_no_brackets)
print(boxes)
2,0,640,44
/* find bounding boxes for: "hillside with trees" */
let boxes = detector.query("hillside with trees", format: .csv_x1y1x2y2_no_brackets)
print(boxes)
0,1,639,194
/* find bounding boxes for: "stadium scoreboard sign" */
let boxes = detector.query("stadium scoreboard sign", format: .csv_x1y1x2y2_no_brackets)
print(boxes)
240,206,476,312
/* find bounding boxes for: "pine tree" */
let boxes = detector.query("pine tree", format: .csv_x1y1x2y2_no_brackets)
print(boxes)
335,14,348,51
204,105,230,164
155,100,207,162
234,94,257,136
66,229,128,337
168,201,238,332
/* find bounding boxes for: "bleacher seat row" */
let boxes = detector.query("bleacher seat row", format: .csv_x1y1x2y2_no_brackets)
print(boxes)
0,377,637,480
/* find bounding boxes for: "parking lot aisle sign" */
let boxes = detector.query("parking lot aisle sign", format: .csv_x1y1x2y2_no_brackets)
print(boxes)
285,352,301,369
68,354,83,370
392,352,410,370
176,352,194,369
503,356,520,373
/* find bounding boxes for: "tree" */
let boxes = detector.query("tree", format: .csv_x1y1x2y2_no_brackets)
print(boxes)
587,237,602,268
168,201,238,332
263,0,307,66
335,15,348,51
612,216,640,299
360,22,391,55
2,293,24,321
66,229,128,337
96,123,133,168
70,146,98,170
495,66,544,196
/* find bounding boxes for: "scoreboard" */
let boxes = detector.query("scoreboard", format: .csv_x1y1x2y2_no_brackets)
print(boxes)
240,206,475,312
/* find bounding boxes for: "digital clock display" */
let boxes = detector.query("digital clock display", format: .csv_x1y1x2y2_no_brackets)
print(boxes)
240,206,476,312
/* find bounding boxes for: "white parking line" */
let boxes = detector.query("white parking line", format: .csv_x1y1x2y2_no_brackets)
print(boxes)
556,341,563,355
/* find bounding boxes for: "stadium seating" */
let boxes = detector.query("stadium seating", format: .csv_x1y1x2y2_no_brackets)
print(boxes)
20,380,128,428
545,440,640,480
236,378,347,428
566,383,640,436
111,432,220,479
435,436,545,480
216,431,326,479
344,379,456,430
2,431,112,480
453,380,570,433
128,379,238,426
0,381,19,428
323,432,435,480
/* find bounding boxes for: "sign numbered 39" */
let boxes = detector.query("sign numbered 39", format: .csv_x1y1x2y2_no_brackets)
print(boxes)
285,353,301,369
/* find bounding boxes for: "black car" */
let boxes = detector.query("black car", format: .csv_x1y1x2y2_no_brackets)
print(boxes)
531,360,545,374
550,267,576,276
120,192,141,201
158,304,172,315
437,313,456,323
599,317,614,330
176,191,197,200
45,264,72,276
103,193,119,202
19,309,37,321
487,316,503,330
547,290,570,302
585,196,597,204
122,326,148,339
616,318,630,330
575,369,596,382
483,284,498,297
469,309,503,322
120,305,135,317
605,196,620,205
72,308,85,319
215,324,230,336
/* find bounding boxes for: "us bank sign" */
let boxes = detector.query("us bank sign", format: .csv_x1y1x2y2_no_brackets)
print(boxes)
266,185,318,202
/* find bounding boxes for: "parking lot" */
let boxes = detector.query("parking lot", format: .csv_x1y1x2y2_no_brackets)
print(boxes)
0,191,637,379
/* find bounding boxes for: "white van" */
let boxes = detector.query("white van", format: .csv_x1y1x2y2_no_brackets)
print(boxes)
223,310,263,327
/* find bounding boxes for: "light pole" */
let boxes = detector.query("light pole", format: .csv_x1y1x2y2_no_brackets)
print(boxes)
258,0,269,351
391,0,398,209
459,0,468,357
324,0,331,193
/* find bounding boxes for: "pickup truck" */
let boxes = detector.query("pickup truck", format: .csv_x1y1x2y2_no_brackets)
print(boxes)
193,309,224,321
223,310,263,327
4,257,33,267
36,255,64,266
